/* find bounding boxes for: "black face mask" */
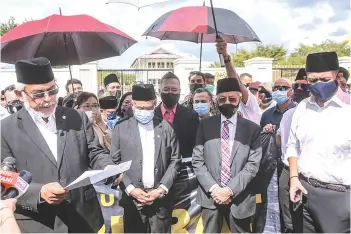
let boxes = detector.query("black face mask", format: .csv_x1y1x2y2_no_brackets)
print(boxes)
7,101,23,114
161,93,180,108
218,104,239,119
190,84,203,94
293,90,310,103
110,90,122,99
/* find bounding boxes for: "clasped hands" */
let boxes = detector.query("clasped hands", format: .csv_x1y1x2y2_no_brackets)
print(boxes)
130,188,165,207
211,186,232,205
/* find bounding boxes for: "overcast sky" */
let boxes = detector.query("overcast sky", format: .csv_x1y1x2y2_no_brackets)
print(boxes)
1,0,350,69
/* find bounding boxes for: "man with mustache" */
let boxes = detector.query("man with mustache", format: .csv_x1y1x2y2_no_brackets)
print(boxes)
1,57,116,233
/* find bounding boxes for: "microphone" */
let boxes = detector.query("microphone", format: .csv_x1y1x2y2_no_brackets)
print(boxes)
1,157,16,196
1,157,17,172
1,170,32,199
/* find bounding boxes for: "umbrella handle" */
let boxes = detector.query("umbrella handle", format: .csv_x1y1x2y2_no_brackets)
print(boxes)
219,54,225,67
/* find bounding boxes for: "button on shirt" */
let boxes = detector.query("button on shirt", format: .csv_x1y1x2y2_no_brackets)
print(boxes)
286,95,351,185
276,107,297,166
27,107,58,161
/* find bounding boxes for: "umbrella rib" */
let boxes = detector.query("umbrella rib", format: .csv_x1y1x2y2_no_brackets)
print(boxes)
69,32,82,65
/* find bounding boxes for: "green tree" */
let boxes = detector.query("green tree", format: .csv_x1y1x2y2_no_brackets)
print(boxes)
1,16,18,36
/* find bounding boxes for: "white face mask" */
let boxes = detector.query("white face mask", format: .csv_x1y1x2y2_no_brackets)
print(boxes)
85,111,94,123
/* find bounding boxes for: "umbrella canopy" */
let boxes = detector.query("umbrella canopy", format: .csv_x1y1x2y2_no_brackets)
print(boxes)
1,14,137,66
142,6,261,44
107,0,170,9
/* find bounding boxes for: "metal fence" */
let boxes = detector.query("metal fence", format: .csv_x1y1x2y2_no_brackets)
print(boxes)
272,65,302,82
97,69,174,93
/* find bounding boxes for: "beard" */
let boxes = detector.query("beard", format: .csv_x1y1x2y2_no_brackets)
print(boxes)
24,101,57,118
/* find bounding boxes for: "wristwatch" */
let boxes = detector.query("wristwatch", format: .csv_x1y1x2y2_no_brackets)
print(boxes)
157,188,166,199
224,55,231,64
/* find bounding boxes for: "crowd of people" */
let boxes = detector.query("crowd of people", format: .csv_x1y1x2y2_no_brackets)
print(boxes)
0,37,350,233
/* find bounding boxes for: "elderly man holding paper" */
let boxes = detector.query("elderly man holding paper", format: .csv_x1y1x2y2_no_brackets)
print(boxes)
1,57,118,233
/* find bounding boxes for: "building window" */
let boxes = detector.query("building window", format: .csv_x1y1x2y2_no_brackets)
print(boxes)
157,62,165,68
148,62,152,68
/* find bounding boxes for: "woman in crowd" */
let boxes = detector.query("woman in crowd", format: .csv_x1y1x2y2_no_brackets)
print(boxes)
116,91,133,119
75,92,112,150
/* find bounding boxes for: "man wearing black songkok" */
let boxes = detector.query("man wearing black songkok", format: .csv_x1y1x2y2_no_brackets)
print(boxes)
1,57,116,233
192,78,262,233
287,51,351,232
103,73,122,99
111,83,181,233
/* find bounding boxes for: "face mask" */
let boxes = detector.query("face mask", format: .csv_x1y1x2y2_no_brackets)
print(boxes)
194,103,210,116
205,84,215,93
293,90,310,103
309,80,338,102
161,93,180,108
190,84,203,94
272,90,289,105
107,118,119,130
7,101,23,114
134,109,154,124
85,111,94,123
218,104,239,119
107,112,117,120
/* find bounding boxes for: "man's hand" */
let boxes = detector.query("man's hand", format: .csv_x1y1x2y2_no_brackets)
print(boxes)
130,188,149,204
211,187,232,204
216,36,228,58
40,182,67,205
0,199,17,212
263,124,276,133
290,177,308,203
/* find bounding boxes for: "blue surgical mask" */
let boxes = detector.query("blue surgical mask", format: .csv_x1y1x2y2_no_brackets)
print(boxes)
106,118,119,130
205,84,215,93
272,90,289,104
107,112,117,120
134,109,154,124
309,80,338,102
194,103,210,116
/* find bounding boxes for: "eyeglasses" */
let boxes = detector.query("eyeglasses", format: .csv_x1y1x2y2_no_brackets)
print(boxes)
217,96,239,104
292,83,310,91
272,86,290,92
161,87,180,93
81,104,99,110
307,77,332,84
29,86,59,99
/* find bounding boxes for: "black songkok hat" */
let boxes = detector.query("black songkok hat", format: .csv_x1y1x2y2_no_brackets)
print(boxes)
305,52,339,73
216,78,241,95
99,96,118,109
295,68,307,81
338,67,350,81
104,74,120,87
132,84,156,101
15,57,54,84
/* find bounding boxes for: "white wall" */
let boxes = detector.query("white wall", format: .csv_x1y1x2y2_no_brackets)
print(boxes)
0,62,98,97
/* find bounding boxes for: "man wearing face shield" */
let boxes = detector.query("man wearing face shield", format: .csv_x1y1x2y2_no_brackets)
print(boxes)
287,52,351,232
110,83,180,233
99,96,119,130
3,84,24,114
192,78,262,233
1,57,116,233
104,73,122,100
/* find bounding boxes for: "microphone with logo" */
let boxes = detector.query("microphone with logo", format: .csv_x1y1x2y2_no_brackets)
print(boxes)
1,157,17,197
1,170,32,199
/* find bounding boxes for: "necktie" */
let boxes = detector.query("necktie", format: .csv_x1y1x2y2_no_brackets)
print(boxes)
221,120,231,187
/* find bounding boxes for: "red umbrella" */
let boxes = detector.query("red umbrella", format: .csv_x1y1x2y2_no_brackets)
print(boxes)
0,14,137,66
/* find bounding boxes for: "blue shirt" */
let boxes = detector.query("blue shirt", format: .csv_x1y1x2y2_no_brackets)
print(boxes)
260,100,296,129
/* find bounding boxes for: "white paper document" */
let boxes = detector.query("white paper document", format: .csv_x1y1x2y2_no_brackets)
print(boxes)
65,161,132,190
